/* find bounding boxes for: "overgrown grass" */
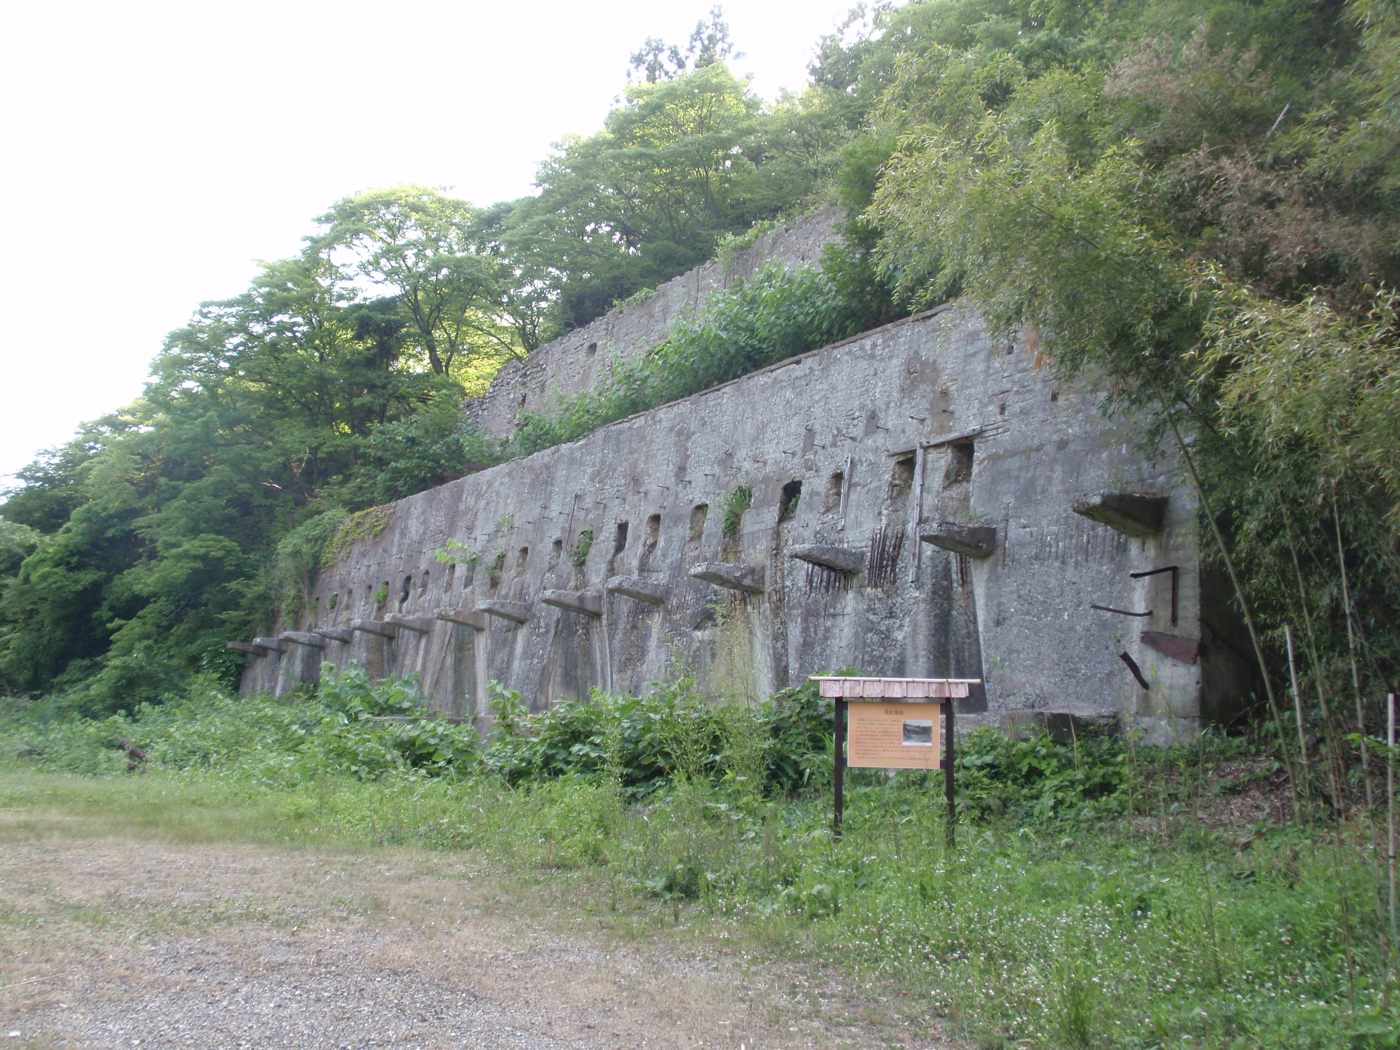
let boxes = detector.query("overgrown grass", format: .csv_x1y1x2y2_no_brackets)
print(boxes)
2,671,1395,1048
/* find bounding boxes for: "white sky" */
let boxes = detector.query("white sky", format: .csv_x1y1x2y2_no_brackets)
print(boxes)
0,0,865,488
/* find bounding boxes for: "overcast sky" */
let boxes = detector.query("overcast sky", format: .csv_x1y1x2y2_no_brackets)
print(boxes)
0,0,865,487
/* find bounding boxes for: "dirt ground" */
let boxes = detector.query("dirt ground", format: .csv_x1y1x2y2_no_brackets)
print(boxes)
0,831,957,1049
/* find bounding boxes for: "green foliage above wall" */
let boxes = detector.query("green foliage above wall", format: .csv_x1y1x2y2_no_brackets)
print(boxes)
508,258,882,459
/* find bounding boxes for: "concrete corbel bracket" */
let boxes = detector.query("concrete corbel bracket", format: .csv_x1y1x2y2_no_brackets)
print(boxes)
314,628,355,644
251,636,288,654
1141,631,1201,664
349,618,398,639
788,543,865,575
1072,491,1168,538
434,607,488,631
476,599,532,624
279,631,327,649
605,576,668,606
918,522,998,559
226,641,258,655
385,614,434,634
540,589,604,617
690,561,766,594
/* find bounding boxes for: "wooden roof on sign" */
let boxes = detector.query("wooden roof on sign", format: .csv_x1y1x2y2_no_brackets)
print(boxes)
810,676,980,700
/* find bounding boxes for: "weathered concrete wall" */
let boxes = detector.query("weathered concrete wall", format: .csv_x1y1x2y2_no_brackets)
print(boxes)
467,210,841,439
244,303,1233,741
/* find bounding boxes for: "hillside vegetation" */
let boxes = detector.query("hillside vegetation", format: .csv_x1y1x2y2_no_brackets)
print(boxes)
0,0,1396,782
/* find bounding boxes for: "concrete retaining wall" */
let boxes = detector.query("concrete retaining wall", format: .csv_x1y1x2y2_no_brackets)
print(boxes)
243,301,1240,741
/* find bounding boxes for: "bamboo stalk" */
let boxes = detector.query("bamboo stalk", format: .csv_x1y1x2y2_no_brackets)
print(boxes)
1285,625,1312,821
1281,523,1360,1000
1284,522,1347,816
1389,692,1397,996
1332,498,1376,814
1331,498,1389,956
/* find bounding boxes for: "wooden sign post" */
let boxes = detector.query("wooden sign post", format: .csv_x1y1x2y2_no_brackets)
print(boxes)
811,677,980,844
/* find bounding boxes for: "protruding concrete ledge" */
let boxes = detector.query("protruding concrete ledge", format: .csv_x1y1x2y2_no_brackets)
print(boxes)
789,544,864,575
690,561,766,594
350,618,398,638
314,627,355,644
435,607,487,630
1141,631,1200,664
476,599,531,624
541,589,604,617
918,522,997,558
606,575,668,606
251,636,288,653
226,641,258,655
1072,491,1168,538
279,631,327,649
385,614,434,634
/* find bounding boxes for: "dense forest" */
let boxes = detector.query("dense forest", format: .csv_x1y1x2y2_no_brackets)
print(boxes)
1,0,1396,738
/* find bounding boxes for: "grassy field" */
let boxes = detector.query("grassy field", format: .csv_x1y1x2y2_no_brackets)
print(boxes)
2,672,1396,1049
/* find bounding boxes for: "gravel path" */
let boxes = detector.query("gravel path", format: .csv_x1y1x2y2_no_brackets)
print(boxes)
0,837,954,1049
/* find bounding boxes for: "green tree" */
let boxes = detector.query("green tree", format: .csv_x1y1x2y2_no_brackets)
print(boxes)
525,64,777,328
310,187,528,381
628,6,738,84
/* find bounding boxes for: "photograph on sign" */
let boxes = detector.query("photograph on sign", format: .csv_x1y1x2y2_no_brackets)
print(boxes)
902,719,933,746
847,701,941,769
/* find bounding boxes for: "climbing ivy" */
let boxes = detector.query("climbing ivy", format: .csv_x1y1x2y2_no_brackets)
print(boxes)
325,507,395,568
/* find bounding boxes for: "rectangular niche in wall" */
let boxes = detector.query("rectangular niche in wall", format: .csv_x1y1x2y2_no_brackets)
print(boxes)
686,504,708,555
779,480,802,523
823,470,844,513
640,513,661,571
888,451,916,503
609,521,630,574
943,440,974,487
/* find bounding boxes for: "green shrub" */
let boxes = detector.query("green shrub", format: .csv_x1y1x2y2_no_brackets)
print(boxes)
571,529,594,566
955,724,1127,822
1,666,478,785
719,484,753,540
479,677,834,801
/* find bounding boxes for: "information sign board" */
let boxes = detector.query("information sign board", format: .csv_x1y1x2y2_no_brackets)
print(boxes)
810,676,981,840
847,701,941,769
